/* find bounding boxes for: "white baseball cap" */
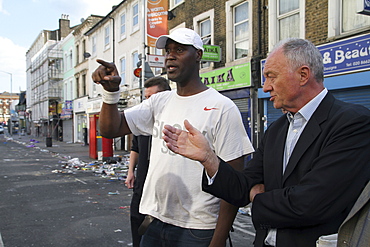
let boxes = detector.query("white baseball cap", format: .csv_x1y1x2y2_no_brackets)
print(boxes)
156,28,204,51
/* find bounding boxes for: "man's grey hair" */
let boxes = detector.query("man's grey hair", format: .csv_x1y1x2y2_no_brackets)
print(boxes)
273,38,324,83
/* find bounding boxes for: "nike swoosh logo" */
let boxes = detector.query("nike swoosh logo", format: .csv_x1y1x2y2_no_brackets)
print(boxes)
204,107,219,111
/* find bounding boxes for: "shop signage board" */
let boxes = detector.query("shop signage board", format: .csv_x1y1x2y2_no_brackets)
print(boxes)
260,33,370,85
147,54,165,68
202,45,222,62
318,33,370,77
200,63,251,90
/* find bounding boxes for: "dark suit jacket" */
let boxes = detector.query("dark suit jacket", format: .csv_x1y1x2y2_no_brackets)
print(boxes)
203,93,370,247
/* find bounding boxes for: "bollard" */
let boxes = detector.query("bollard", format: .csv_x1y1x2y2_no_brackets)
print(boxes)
46,137,52,147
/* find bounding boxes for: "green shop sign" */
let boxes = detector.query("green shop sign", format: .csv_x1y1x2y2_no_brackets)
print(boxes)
202,45,221,62
200,63,251,90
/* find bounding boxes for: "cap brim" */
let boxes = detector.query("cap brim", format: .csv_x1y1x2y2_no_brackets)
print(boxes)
156,36,170,49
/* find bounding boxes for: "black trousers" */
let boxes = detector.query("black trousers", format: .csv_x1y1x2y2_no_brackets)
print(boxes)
130,190,146,247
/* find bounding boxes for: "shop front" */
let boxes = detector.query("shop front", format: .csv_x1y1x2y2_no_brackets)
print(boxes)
200,62,253,140
60,100,73,143
73,97,88,143
258,33,370,129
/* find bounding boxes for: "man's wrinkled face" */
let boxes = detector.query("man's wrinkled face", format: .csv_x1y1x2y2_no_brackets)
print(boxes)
262,48,302,112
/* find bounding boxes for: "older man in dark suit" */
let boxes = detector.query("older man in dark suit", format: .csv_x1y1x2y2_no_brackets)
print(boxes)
162,38,370,247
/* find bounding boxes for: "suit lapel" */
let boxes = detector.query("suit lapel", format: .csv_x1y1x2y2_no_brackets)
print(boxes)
273,118,289,187
282,119,321,183
282,93,335,184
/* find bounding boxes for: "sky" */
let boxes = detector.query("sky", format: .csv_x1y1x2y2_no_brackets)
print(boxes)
0,0,121,94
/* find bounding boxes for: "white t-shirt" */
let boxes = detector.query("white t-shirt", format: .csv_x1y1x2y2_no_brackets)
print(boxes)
125,87,254,229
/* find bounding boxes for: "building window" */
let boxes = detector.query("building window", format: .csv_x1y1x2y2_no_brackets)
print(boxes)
69,50,72,69
328,0,370,37
64,53,68,72
120,12,126,39
278,0,299,40
104,25,110,48
200,19,211,68
132,3,139,32
76,77,80,98
226,1,251,63
64,82,67,101
82,40,86,60
92,35,97,56
69,80,73,100
268,0,305,51
342,0,370,33
82,74,86,96
170,0,184,8
234,1,249,59
194,9,214,68
120,57,126,86
76,44,79,65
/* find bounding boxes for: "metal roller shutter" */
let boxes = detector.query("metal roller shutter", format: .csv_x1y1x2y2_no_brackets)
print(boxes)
265,86,370,127
266,102,284,127
232,98,251,137
330,86,370,110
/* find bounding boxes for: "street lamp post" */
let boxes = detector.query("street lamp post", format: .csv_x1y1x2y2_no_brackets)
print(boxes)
0,70,13,135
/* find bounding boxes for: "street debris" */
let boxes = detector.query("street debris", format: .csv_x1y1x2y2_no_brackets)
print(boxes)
7,136,131,182
108,191,120,195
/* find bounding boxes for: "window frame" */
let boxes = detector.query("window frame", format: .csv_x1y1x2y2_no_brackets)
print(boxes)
92,35,97,56
120,56,126,86
233,1,249,60
170,0,184,9
120,11,127,40
132,51,140,89
104,24,110,50
76,44,79,65
226,0,252,64
277,0,300,41
194,9,214,70
132,2,139,33
328,0,370,38
268,0,305,51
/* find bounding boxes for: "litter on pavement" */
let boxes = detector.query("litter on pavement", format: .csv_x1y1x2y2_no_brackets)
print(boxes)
7,136,130,181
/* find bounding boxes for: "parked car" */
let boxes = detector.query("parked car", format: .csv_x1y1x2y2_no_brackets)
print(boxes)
0,125,4,134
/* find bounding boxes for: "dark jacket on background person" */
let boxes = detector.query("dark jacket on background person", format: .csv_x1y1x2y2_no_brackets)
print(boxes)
337,181,370,247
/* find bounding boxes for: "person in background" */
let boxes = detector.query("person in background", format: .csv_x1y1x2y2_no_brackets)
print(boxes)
162,38,370,247
337,181,370,247
92,28,254,247
125,76,171,247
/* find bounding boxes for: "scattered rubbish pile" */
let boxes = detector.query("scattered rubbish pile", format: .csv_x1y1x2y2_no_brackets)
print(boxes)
52,156,130,182
7,137,130,181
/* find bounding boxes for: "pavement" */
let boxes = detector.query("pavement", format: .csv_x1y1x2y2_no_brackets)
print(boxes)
4,132,129,164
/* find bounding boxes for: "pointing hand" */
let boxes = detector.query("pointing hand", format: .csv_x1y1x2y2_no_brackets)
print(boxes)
91,59,121,92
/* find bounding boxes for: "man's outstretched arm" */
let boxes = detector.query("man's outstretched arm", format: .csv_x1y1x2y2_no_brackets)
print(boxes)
92,59,131,138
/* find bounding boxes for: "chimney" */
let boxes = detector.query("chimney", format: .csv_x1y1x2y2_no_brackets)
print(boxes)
59,14,71,39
